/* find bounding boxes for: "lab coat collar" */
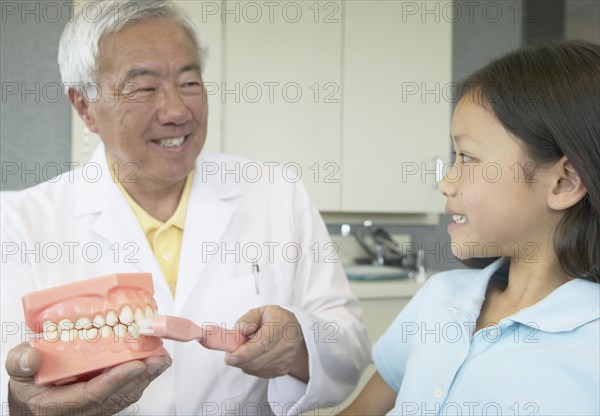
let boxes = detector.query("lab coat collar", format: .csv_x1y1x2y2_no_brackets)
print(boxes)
174,150,243,311
72,144,170,297
72,144,243,310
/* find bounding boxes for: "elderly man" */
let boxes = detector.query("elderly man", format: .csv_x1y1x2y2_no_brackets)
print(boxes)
0,1,369,414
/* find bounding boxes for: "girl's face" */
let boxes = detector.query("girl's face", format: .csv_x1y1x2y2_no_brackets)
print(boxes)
439,97,558,261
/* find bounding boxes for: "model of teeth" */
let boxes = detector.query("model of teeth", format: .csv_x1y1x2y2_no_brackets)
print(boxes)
22,273,168,386
157,136,185,147
40,304,157,343
453,214,467,224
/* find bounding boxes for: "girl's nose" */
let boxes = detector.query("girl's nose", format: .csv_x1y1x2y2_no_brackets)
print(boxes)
438,163,459,197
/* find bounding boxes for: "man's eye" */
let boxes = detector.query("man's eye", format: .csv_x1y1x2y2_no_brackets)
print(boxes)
138,87,155,92
181,82,200,88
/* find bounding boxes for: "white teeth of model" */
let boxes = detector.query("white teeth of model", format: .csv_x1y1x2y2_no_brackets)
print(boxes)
100,325,112,338
43,321,58,333
119,305,134,325
93,314,105,328
58,319,75,331
134,307,145,323
60,329,76,342
158,136,185,147
128,324,141,339
43,328,60,342
106,310,118,326
81,327,99,341
144,305,154,319
114,323,127,338
452,215,467,224
75,317,92,330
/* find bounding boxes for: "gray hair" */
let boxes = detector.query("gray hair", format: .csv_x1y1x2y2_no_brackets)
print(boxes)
58,0,208,90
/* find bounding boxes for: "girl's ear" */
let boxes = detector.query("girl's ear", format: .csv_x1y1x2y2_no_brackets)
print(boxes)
68,88,100,134
547,156,587,211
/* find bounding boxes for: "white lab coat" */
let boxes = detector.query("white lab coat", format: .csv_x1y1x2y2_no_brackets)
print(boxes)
0,145,370,415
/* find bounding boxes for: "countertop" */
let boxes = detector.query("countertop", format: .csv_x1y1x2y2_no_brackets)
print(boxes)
347,269,445,300
348,277,424,299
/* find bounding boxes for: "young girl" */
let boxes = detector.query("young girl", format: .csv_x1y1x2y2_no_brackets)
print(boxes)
341,41,599,415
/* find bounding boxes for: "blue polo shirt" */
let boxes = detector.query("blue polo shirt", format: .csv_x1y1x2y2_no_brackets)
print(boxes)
373,258,600,416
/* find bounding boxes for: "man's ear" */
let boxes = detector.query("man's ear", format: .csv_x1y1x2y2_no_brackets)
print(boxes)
547,156,587,211
68,88,99,133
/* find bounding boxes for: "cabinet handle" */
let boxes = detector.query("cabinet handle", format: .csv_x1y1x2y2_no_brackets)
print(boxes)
434,157,444,188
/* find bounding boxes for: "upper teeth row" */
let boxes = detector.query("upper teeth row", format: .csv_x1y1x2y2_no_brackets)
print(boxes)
40,305,157,343
158,136,185,147
453,215,467,224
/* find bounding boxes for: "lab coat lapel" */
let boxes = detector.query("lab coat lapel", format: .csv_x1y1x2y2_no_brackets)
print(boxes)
174,153,242,313
73,145,172,300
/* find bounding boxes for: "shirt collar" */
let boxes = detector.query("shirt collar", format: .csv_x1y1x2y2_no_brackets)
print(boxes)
113,166,194,233
510,278,600,332
449,257,600,333
167,171,194,230
448,257,509,315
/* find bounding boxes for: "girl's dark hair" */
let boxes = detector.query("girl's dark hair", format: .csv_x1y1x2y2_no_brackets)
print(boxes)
458,40,600,283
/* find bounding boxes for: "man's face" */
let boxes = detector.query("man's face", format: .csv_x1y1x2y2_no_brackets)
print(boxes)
85,18,208,186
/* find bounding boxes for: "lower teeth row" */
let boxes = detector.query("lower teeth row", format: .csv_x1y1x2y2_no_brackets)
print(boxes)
42,322,144,343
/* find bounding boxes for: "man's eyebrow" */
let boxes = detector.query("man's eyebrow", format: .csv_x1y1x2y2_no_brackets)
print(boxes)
123,68,160,83
179,63,201,74
122,64,201,83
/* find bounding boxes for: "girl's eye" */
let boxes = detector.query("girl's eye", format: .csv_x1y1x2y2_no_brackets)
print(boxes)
452,152,475,164
460,153,473,163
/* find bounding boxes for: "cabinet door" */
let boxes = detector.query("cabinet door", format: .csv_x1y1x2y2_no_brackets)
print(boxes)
342,0,452,213
222,1,343,211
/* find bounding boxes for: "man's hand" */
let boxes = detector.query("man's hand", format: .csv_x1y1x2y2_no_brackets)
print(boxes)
225,306,309,382
6,342,171,415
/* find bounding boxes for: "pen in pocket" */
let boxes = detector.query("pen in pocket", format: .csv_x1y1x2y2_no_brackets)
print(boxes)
252,260,260,294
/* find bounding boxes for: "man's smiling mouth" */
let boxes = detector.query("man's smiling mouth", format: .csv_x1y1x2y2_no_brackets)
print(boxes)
153,136,186,148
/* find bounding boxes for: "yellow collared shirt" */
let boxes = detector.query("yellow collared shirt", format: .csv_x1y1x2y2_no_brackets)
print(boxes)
115,171,194,297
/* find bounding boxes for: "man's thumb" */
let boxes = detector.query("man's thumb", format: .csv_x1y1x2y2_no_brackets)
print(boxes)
6,343,41,378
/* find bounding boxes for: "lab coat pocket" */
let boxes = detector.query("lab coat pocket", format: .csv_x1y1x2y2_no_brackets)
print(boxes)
201,266,288,328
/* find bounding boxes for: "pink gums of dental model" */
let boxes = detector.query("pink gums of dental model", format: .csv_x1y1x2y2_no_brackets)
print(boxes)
21,273,167,386
137,315,247,352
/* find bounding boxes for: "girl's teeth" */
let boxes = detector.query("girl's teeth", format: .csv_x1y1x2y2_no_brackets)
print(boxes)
157,136,185,147
452,215,467,224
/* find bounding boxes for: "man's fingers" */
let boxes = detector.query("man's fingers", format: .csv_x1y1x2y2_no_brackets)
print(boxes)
85,355,171,401
225,326,272,366
235,307,265,337
5,343,42,380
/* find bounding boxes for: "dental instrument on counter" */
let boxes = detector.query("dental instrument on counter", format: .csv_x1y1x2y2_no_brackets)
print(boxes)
137,315,247,352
